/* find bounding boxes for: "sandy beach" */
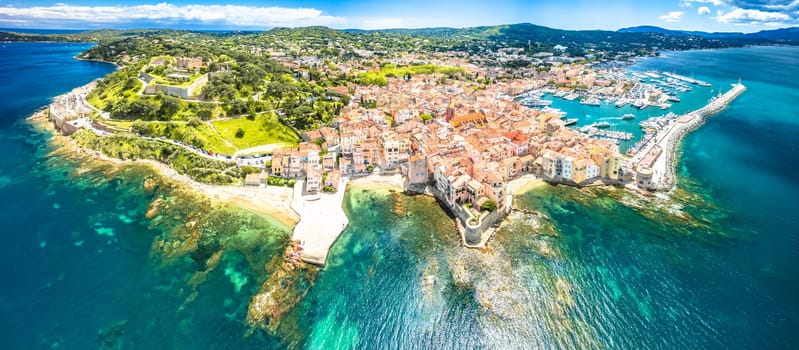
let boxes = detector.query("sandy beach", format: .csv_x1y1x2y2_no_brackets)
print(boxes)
348,173,406,191
508,174,547,195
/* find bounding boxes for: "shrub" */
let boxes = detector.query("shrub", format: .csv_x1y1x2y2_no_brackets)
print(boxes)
480,199,498,212
187,117,202,128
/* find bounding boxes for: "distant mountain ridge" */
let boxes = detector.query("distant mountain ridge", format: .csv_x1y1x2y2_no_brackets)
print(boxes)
618,25,799,41
347,22,799,46
2,22,797,54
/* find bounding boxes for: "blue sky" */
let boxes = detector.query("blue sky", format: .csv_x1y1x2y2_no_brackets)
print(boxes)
1,0,797,32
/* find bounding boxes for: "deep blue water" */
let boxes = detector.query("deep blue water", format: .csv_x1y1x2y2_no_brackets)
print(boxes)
0,43,797,349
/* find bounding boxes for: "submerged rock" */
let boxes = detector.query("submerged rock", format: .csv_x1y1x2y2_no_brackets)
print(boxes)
98,320,128,350
246,241,318,333
450,260,471,286
555,277,575,308
142,177,158,193
532,239,556,259
145,197,166,220
421,257,440,302
391,191,406,216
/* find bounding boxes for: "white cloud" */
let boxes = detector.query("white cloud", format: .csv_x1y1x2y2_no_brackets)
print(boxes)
716,7,792,23
680,0,728,7
698,6,712,14
0,3,347,28
660,11,685,22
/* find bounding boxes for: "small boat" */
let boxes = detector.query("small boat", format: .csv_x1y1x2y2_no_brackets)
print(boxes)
621,113,635,120
540,106,567,118
524,98,553,107
579,97,601,106
615,99,629,108
563,118,578,126
594,121,611,128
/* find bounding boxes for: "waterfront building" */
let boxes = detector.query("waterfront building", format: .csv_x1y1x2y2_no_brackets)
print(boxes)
636,167,655,189
586,163,601,181
572,158,588,184
542,150,558,178
561,156,574,181
407,154,429,185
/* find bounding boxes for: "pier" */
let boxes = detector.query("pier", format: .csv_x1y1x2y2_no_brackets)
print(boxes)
290,178,349,266
631,81,746,190
662,72,711,87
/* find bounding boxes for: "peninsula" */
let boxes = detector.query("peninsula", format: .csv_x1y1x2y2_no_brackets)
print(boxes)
38,25,748,266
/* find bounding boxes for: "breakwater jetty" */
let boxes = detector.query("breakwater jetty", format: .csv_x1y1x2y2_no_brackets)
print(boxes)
631,81,746,190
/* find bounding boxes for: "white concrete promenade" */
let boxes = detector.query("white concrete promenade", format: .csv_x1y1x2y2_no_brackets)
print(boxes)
290,178,349,266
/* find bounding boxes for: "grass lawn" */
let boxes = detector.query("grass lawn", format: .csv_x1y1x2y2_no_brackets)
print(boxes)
212,113,299,150
87,79,140,111
143,121,236,155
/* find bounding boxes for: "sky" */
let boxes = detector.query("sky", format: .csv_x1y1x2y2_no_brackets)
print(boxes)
0,0,797,32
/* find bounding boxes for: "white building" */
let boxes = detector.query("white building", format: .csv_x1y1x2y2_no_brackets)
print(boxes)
586,163,600,180
561,156,574,181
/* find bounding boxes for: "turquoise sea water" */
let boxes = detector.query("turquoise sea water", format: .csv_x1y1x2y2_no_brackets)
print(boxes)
0,43,797,348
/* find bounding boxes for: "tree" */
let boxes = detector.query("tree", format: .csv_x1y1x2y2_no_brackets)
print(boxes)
159,96,181,119
131,119,149,135
187,117,202,128
197,108,213,120
481,199,498,212
235,128,245,138
419,113,433,122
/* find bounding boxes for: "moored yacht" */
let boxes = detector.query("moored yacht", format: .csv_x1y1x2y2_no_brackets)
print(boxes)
580,97,601,106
